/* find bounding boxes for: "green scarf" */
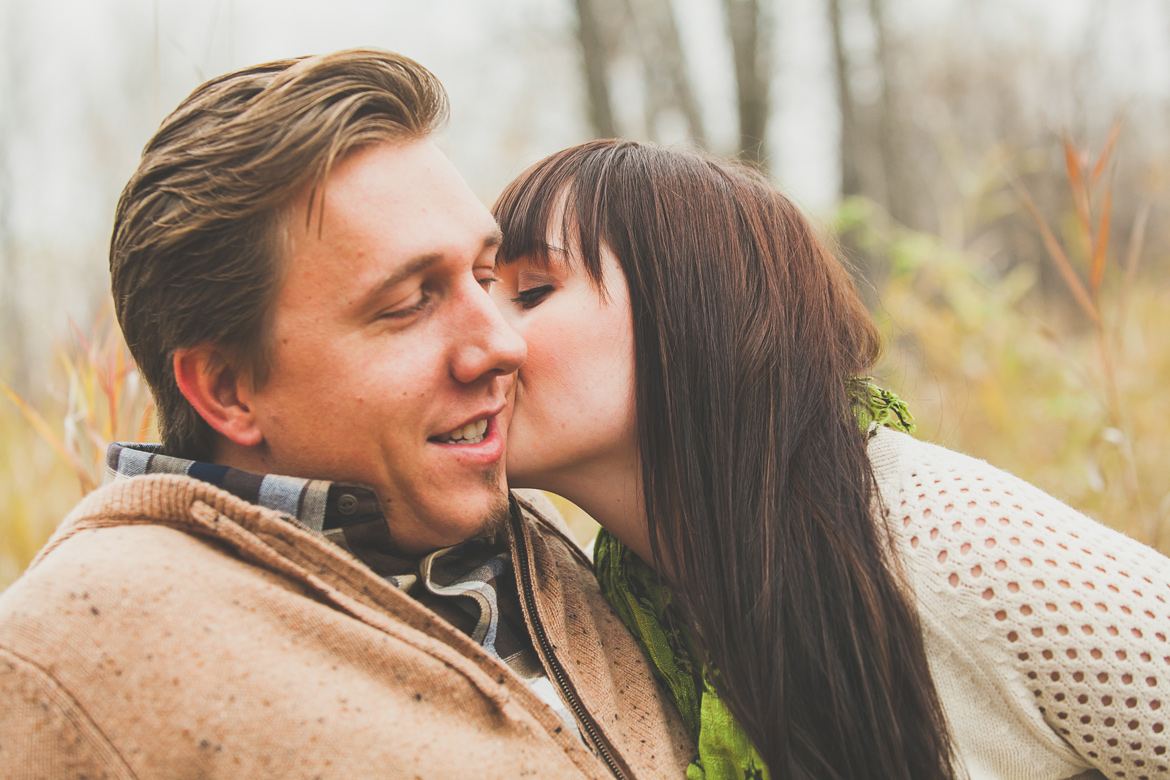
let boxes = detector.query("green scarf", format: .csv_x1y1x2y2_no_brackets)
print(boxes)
594,380,914,780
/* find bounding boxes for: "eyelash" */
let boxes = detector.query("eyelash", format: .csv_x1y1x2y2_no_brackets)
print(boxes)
511,285,553,310
381,291,431,320
382,272,499,321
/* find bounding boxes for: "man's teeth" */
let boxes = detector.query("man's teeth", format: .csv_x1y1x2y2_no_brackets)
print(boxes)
440,418,489,444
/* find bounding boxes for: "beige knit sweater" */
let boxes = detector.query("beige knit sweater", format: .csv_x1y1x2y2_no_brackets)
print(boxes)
0,475,693,779
871,428,1169,780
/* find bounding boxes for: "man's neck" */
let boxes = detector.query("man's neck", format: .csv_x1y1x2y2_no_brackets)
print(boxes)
211,437,275,477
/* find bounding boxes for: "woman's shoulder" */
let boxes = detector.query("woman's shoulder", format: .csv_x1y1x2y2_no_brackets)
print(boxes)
868,428,1170,778
868,426,1054,511
868,428,1161,563
867,427,1167,594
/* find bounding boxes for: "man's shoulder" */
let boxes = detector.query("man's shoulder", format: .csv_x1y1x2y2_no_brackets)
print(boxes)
0,474,302,641
2,492,246,622
512,489,592,562
513,488,571,534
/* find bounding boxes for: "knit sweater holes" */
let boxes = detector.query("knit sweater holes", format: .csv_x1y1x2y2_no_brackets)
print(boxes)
896,451,1170,778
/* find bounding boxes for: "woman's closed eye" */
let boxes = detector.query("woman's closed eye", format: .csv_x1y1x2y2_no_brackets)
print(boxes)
512,284,554,310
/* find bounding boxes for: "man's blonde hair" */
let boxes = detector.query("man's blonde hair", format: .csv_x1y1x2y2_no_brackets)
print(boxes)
111,49,447,460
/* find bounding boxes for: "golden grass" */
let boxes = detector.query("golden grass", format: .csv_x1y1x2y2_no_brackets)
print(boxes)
0,402,79,587
856,126,1170,554
876,276,1170,554
1,306,155,589
916,129,1162,553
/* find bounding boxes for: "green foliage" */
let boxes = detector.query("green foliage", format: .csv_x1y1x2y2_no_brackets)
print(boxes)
841,195,1170,553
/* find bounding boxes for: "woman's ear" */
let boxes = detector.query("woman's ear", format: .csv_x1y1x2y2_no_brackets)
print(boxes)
173,345,264,448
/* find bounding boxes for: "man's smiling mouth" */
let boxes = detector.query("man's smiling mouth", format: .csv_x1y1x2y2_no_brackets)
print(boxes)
434,417,489,445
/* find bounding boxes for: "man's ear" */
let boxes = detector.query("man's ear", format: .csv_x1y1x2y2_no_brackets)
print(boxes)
173,345,264,448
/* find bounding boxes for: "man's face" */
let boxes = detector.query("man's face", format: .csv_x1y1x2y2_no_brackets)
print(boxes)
246,139,525,555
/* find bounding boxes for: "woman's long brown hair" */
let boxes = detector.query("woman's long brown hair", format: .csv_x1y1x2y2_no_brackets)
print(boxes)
494,140,956,780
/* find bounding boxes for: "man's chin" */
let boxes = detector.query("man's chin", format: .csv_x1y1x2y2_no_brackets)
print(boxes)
472,483,513,545
426,474,512,550
381,462,513,553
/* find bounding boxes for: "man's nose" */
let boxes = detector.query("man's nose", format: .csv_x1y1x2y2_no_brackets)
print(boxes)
450,281,527,384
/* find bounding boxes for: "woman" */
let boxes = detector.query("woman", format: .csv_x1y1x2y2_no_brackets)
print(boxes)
491,139,1170,780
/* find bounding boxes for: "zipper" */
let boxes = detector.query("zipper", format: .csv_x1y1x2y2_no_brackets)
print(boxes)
510,508,631,780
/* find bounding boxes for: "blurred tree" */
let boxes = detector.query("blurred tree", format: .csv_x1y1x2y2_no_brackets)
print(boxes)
828,0,860,198
723,0,772,168
573,0,619,138
628,0,708,146
571,0,709,150
866,0,908,226
822,0,1168,309
827,0,905,221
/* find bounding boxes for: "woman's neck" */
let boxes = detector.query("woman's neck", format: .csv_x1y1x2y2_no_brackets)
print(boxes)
523,452,656,567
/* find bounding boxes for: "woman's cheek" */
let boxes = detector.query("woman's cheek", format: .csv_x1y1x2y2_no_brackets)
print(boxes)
538,324,587,400
522,311,587,410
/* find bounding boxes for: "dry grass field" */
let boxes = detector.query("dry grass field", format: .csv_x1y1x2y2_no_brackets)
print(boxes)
867,218,1170,557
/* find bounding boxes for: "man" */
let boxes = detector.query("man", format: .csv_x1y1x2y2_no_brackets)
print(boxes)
0,49,692,778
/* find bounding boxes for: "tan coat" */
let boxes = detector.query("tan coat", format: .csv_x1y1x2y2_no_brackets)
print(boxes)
0,474,693,779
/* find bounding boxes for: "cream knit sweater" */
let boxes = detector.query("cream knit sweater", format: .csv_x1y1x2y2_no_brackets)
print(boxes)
870,429,1169,780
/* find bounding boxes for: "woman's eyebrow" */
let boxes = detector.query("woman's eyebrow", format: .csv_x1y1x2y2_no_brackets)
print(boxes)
517,267,555,285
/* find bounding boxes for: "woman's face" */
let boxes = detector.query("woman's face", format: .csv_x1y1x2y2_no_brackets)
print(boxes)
491,216,637,492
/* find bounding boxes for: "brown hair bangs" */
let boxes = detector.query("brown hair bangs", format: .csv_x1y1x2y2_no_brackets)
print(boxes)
494,139,638,291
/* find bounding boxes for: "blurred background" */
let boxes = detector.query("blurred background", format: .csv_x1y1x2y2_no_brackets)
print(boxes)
2,0,1168,590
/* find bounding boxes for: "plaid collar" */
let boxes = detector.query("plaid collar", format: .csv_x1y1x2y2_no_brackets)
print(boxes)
105,443,581,737
104,442,382,534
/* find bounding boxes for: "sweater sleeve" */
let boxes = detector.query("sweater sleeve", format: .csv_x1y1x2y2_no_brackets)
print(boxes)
885,434,1170,780
0,646,135,779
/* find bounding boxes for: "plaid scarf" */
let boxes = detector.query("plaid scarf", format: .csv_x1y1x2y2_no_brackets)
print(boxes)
105,443,378,534
105,443,581,739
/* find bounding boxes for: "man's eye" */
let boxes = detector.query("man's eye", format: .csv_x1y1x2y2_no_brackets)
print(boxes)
380,291,430,320
511,285,553,310
478,275,501,291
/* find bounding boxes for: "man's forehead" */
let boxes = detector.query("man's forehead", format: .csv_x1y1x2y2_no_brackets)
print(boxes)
283,140,499,259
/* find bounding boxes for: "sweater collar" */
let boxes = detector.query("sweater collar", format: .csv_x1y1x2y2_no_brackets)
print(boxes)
104,442,382,534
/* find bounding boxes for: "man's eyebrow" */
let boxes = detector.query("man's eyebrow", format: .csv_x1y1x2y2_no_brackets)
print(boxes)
358,254,443,312
358,232,503,311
